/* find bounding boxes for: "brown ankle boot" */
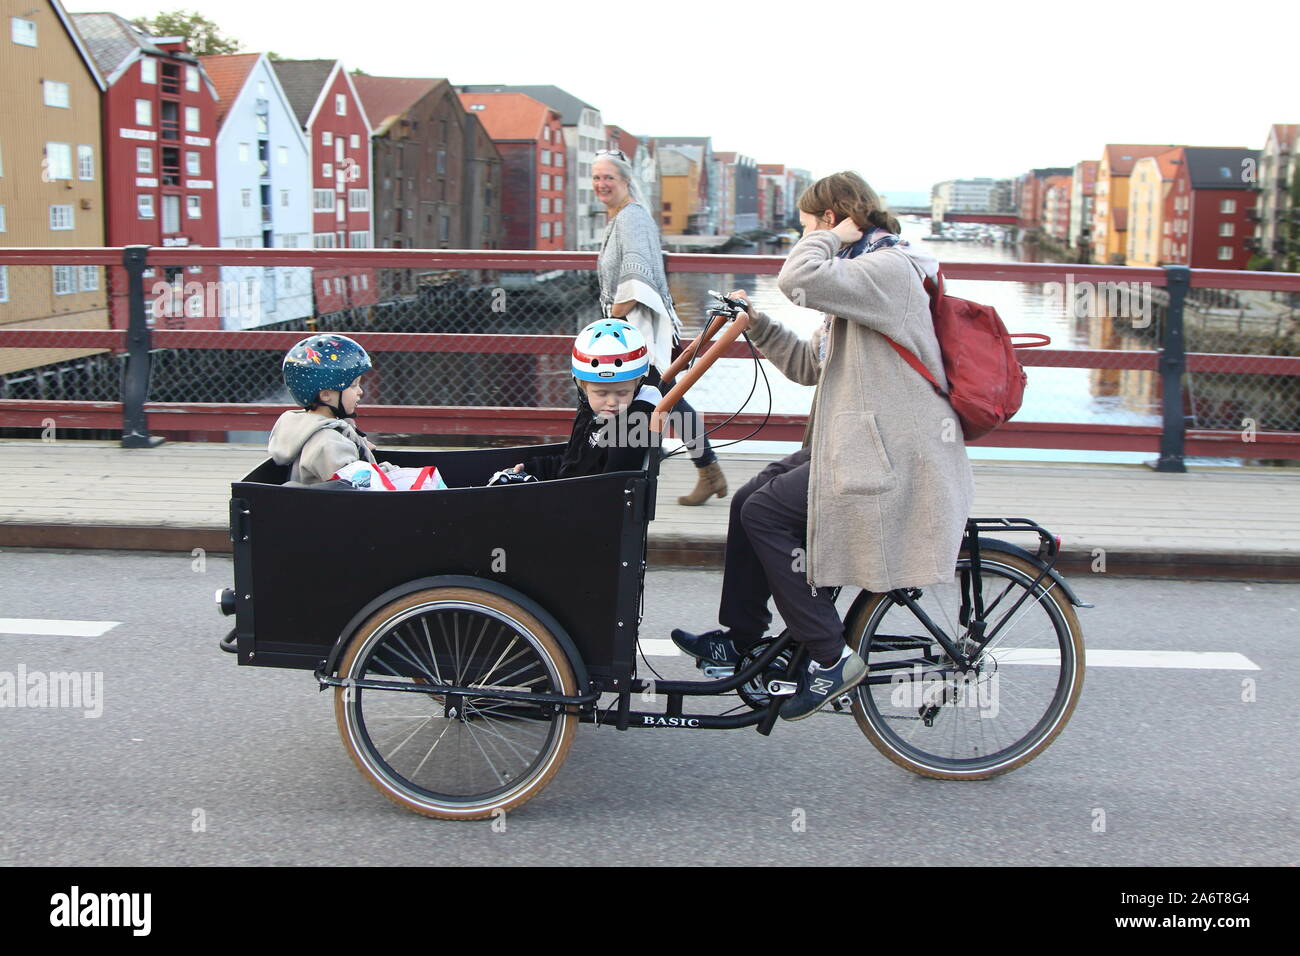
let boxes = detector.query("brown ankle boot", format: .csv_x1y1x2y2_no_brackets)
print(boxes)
678,461,728,506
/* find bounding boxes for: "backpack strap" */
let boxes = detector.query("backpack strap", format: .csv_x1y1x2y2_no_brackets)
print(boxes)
888,260,948,398
883,336,948,398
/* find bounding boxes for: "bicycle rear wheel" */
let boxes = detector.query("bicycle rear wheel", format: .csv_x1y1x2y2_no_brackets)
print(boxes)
847,552,1084,779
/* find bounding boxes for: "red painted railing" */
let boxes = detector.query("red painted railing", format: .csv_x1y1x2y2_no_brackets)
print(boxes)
2,248,1298,460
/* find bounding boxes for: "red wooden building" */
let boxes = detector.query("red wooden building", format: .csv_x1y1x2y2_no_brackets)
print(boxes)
457,92,564,250
272,59,377,315
71,12,221,329
1164,147,1259,270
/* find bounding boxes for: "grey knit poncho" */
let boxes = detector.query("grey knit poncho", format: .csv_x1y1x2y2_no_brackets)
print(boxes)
597,201,682,372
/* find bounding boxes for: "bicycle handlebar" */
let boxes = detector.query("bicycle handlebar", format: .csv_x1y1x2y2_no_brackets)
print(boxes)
652,312,751,434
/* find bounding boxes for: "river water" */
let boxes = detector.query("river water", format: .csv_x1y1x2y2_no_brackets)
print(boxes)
666,218,1166,464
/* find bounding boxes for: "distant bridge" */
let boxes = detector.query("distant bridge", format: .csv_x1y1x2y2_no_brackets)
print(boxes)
889,207,1020,226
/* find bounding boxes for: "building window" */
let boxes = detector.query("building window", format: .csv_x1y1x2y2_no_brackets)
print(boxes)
542,149,551,166
11,17,36,46
280,189,289,207
141,58,156,84
335,138,344,162
0,205,5,232
238,142,251,163
45,142,72,179
138,194,155,218
1219,222,1235,237
554,221,562,237
1220,199,1236,214
436,150,446,174
186,151,200,175
79,265,99,291
663,201,672,211
555,175,562,191
185,106,200,132
554,197,562,214
162,194,180,233
322,131,333,147
53,265,76,295
277,145,287,166
43,80,69,108
348,189,369,211
312,233,336,248
0,265,7,302
135,99,152,126
242,188,252,207
322,163,332,178
540,173,551,191
439,215,450,242
186,195,201,218
540,197,550,214
349,231,369,247
49,204,74,230
1217,245,1234,260
541,221,551,239
78,145,94,180
350,134,359,149
335,93,347,115
663,216,671,225
313,189,334,212
186,66,199,92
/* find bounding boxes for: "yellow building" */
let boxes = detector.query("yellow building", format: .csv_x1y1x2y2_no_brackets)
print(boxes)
0,0,108,377
1126,150,1182,267
1091,144,1179,265
657,147,699,235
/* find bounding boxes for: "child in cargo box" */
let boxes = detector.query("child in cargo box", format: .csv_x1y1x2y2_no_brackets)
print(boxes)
269,334,394,485
513,319,663,481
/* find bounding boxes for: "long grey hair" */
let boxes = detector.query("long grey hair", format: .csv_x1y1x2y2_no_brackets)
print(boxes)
594,150,646,207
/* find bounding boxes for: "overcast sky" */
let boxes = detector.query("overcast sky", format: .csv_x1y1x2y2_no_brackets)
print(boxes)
68,0,1300,199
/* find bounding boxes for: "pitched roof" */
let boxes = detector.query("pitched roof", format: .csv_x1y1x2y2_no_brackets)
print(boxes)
1269,124,1299,151
458,85,595,125
50,1,106,91
713,151,737,163
1103,144,1181,177
605,126,639,158
455,92,553,141
354,75,444,135
658,148,696,176
70,11,160,78
199,53,260,128
1182,146,1258,190
270,59,337,126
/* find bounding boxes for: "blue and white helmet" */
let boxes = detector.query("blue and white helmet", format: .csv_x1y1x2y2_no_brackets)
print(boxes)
571,319,650,383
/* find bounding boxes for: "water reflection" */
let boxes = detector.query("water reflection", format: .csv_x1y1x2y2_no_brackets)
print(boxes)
667,219,1164,461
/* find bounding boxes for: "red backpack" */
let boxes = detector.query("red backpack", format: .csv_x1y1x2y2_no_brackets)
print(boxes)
885,270,1048,441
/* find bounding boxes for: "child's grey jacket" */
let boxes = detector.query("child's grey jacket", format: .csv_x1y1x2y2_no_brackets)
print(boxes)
268,409,378,485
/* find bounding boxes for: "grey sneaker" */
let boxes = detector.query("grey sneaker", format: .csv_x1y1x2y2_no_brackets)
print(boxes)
780,651,867,721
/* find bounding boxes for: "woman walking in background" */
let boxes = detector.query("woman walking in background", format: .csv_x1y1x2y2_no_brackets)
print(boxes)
592,150,727,505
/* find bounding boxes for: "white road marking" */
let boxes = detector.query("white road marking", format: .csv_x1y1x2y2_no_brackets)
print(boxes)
0,618,122,637
637,641,1259,670
637,639,680,657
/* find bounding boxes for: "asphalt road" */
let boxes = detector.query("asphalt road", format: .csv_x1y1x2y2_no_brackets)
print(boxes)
0,548,1295,866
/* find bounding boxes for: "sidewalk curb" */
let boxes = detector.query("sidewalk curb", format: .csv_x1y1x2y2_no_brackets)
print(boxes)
3,523,1297,581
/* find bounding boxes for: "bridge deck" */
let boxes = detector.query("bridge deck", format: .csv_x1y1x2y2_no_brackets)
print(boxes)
2,440,1296,578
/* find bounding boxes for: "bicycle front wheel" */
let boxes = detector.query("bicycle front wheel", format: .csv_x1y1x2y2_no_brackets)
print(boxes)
847,552,1084,779
334,587,578,819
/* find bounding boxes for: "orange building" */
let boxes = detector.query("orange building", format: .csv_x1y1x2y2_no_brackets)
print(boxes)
1092,144,1180,264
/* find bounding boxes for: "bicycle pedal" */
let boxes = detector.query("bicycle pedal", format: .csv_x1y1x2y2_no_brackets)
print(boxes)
765,680,797,696
700,663,735,679
829,694,855,713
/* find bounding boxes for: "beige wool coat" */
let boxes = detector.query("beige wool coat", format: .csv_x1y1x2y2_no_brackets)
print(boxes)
745,230,974,592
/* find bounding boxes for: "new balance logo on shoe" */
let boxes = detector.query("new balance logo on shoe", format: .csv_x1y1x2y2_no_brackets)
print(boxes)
710,642,728,660
810,677,834,696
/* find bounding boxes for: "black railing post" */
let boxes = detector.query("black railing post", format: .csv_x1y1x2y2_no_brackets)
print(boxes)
120,244,163,448
1154,265,1190,473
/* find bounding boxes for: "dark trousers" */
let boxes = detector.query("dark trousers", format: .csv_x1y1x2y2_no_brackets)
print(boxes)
718,447,846,664
645,367,717,468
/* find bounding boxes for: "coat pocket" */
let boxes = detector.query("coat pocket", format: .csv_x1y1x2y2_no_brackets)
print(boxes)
829,411,897,496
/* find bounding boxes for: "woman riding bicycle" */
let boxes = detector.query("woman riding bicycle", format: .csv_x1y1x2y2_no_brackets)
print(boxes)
672,171,975,720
